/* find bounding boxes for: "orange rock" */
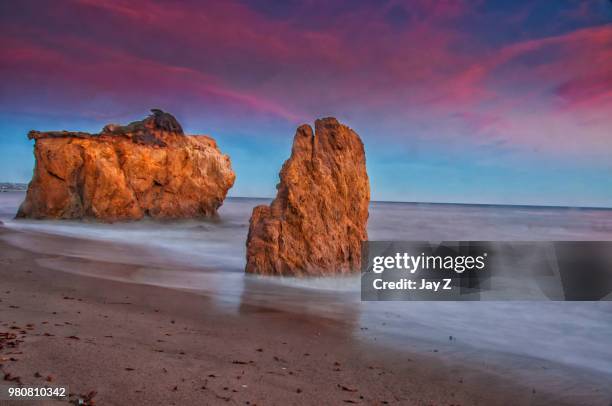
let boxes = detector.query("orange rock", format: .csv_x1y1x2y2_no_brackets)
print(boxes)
17,110,235,221
246,118,370,276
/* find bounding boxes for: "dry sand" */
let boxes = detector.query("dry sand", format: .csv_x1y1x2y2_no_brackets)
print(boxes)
0,226,610,406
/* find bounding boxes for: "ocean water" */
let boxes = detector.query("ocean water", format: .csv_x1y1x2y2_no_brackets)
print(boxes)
2,192,612,382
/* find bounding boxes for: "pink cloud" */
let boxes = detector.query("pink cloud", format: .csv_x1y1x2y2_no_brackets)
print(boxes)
400,23,612,154
0,31,303,122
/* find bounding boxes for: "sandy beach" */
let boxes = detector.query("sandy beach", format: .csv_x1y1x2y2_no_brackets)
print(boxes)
1,223,611,406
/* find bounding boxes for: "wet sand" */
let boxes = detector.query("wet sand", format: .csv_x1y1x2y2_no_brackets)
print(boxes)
0,226,611,405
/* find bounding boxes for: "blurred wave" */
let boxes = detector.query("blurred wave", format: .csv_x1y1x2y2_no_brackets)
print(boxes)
2,192,612,376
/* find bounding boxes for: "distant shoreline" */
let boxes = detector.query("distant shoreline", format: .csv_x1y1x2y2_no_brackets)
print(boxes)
0,182,27,192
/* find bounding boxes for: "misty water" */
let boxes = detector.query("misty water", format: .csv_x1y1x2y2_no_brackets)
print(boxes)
2,192,612,382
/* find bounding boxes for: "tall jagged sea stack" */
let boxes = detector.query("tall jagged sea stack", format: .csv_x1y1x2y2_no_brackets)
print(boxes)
246,118,370,276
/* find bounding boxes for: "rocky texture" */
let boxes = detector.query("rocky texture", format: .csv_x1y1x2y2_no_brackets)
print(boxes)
17,110,235,221
246,118,369,276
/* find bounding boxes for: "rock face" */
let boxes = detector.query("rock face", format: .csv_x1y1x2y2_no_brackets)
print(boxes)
17,109,235,221
246,118,370,276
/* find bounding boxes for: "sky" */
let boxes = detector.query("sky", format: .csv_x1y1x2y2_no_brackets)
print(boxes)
1,0,611,207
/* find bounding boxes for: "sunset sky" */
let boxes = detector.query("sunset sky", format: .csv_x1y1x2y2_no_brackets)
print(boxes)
1,0,611,207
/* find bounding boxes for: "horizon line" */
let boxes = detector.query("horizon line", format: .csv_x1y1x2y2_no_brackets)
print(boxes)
2,183,610,211
226,196,612,211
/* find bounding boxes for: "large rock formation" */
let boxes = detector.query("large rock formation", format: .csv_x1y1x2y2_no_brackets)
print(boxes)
246,118,369,276
17,109,235,221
